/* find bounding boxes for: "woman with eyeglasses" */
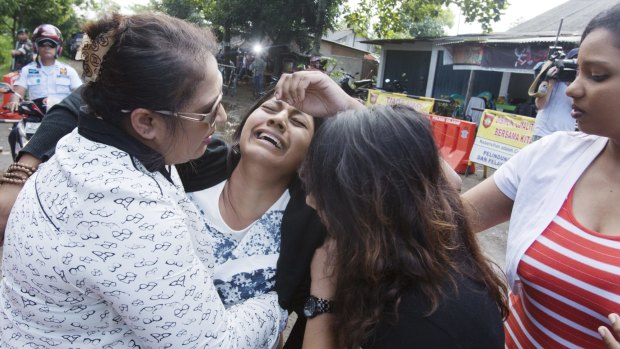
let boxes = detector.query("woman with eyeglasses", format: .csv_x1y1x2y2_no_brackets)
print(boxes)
0,13,290,348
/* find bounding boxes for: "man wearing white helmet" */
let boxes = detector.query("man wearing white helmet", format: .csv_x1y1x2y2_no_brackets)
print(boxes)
7,24,82,112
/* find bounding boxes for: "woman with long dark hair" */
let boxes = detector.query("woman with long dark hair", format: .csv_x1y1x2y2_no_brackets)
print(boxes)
300,105,508,349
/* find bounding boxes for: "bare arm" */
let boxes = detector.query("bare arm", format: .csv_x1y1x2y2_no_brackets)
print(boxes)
0,154,42,242
275,71,364,118
7,85,27,112
461,176,514,233
441,158,462,191
303,240,337,349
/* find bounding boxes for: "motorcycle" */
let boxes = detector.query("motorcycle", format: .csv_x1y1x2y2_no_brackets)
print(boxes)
339,73,374,101
0,82,48,160
382,73,408,94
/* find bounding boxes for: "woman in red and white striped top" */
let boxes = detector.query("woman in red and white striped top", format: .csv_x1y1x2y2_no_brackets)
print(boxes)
464,4,620,348
506,187,620,348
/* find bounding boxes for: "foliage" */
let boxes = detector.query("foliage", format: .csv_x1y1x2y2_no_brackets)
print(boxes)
0,0,81,42
0,35,12,73
344,0,507,39
149,0,207,24
147,0,345,55
401,1,453,38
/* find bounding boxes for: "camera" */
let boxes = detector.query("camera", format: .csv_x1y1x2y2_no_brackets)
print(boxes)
529,46,578,97
535,46,578,83
552,58,577,82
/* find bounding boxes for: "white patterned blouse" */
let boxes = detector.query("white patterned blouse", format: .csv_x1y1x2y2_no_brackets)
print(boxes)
0,129,284,348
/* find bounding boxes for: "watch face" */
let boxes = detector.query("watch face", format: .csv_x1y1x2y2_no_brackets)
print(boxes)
303,297,317,317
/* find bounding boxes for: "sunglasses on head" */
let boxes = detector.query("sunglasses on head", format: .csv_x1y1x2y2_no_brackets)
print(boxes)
37,41,58,49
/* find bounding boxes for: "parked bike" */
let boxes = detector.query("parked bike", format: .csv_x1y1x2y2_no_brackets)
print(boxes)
0,82,48,160
382,73,408,94
339,73,374,101
219,62,238,97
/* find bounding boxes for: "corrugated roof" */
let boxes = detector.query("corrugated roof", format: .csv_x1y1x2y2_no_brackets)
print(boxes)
359,38,438,45
360,31,581,46
485,36,580,44
361,0,613,46
433,34,580,45
320,36,371,54
506,0,620,35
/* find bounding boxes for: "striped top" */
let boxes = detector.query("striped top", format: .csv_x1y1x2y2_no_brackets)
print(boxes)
505,187,620,349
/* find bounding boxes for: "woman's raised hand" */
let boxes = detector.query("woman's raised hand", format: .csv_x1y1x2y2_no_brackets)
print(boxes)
600,314,620,349
275,71,364,118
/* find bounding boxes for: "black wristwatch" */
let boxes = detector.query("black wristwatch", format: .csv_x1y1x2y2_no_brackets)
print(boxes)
303,295,334,318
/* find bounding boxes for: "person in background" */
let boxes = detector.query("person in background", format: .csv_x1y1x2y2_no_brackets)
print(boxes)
307,56,324,72
6,24,82,162
300,105,507,349
463,5,620,348
530,48,578,141
251,53,267,98
7,24,81,111
10,28,33,71
235,49,245,79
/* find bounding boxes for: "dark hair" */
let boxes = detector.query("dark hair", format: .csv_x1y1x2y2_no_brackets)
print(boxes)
301,105,508,349
82,13,217,125
582,4,620,47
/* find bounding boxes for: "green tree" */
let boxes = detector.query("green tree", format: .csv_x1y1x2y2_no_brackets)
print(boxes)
401,2,454,38
0,0,80,44
345,0,507,39
148,0,344,57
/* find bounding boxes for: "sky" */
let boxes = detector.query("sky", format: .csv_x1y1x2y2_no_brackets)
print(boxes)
112,0,571,35
448,0,570,35
112,0,149,13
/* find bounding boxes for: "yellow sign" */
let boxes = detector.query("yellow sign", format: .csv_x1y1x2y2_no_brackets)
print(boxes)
365,89,435,113
469,109,535,169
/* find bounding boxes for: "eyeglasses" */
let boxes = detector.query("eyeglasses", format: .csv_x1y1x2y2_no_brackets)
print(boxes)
154,93,223,127
37,41,58,49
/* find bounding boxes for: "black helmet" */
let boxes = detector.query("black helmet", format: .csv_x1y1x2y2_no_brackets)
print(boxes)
17,28,29,35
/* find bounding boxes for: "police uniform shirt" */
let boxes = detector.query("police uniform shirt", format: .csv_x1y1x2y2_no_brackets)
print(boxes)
15,60,82,101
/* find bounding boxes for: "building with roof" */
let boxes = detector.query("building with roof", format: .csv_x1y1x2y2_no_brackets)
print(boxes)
362,0,618,111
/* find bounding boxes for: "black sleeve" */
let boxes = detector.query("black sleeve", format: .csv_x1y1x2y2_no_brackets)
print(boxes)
367,277,504,349
18,86,83,161
276,180,327,313
177,136,230,192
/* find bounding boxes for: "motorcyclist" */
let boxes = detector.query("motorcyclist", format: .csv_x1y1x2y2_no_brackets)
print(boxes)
6,24,82,158
7,24,82,112
10,28,33,71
